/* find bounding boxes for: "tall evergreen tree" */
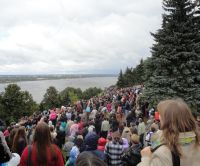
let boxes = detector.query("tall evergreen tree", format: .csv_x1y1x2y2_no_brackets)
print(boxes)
117,69,125,88
145,0,200,111
135,59,145,84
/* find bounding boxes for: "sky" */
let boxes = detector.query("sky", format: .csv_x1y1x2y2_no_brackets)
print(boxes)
0,0,163,75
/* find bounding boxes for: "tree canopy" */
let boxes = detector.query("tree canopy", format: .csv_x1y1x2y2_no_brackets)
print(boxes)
0,84,37,124
117,0,200,112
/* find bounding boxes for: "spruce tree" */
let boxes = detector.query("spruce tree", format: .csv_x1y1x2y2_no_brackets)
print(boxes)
145,0,200,111
117,69,125,88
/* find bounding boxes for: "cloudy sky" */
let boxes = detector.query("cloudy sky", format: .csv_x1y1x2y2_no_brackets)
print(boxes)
0,0,163,75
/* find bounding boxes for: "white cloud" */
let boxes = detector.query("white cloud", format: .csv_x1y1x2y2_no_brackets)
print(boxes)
0,0,163,74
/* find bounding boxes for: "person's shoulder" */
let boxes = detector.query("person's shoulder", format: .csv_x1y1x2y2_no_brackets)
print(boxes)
153,145,171,157
52,144,61,152
21,145,29,156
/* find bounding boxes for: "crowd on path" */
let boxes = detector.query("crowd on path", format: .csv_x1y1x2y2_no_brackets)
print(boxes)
0,86,200,166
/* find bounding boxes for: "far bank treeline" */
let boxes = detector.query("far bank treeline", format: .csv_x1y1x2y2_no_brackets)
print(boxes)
117,0,200,113
0,84,102,124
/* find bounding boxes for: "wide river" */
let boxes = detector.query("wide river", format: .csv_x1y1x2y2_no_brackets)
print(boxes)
0,77,117,103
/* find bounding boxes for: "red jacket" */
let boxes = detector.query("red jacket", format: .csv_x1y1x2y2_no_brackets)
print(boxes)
19,144,64,166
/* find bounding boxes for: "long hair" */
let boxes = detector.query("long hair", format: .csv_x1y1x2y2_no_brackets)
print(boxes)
157,99,200,156
33,122,54,165
12,126,27,153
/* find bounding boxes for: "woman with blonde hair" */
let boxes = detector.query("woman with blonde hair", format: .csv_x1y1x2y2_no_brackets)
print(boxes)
19,122,64,166
138,99,200,166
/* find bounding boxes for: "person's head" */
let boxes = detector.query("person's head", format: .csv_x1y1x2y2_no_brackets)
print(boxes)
157,99,200,156
150,123,158,133
85,133,98,151
49,126,54,132
131,134,140,144
76,151,106,166
97,137,107,151
122,127,132,142
138,118,143,123
12,126,27,152
75,138,83,148
33,122,53,165
112,131,121,143
34,122,51,145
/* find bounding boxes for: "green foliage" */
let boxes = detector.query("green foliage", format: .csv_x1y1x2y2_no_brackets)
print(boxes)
144,0,200,112
116,0,200,112
116,69,125,88
82,87,102,100
59,87,82,105
68,91,79,104
0,84,37,124
41,86,60,110
116,59,146,87
40,86,102,110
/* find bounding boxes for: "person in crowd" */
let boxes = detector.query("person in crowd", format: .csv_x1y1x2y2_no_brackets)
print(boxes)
49,109,57,127
84,132,105,160
0,130,12,164
122,138,129,151
70,120,79,137
138,99,200,166
126,109,136,127
76,151,106,166
89,105,97,120
5,153,20,166
49,126,57,142
59,115,67,134
122,134,142,166
145,123,158,146
19,122,64,166
104,131,124,166
12,126,27,156
121,126,132,143
97,137,107,152
110,114,119,132
137,118,146,147
87,121,95,133
63,136,75,161
66,138,83,166
94,113,102,136
66,109,72,121
54,123,66,149
101,118,110,139
7,128,18,149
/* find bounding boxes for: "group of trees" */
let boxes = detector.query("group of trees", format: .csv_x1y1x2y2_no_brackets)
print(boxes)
0,84,102,124
40,86,102,110
117,59,146,87
117,0,200,112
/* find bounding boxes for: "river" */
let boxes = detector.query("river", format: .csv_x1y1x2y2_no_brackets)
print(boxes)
0,77,117,103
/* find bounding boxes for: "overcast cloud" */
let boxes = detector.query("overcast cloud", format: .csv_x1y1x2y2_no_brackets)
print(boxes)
0,0,163,74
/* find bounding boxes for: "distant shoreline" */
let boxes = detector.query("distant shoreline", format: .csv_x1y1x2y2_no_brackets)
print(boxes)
0,74,117,84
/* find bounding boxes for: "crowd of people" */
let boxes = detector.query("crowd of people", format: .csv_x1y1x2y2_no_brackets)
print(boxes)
0,86,200,166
